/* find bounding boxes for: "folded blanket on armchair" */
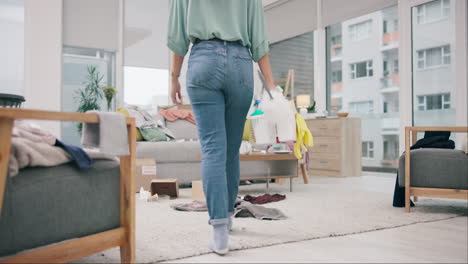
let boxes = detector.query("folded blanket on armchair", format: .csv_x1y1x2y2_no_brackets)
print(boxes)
8,120,117,177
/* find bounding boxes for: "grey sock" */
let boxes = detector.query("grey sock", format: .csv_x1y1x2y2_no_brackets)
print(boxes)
211,223,229,253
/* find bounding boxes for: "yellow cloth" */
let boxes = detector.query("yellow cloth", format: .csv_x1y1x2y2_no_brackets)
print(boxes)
294,114,313,159
117,107,143,141
242,119,251,141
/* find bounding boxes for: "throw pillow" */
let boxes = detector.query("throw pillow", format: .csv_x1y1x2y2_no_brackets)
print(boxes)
140,127,167,142
117,107,143,141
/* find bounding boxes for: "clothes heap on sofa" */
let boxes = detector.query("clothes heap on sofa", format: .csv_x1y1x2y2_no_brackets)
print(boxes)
117,105,195,143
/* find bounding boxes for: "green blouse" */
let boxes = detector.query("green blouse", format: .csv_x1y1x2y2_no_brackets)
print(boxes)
167,0,269,62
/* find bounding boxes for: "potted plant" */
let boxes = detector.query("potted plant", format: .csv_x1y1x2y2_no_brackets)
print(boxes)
75,65,104,132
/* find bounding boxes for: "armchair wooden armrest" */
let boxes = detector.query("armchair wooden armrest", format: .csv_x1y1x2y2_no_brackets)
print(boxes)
0,108,135,263
404,126,468,213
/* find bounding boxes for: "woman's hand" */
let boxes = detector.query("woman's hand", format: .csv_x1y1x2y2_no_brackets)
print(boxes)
171,77,183,105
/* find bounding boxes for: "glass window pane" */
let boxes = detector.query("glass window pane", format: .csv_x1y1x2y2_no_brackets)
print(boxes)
270,32,314,100
327,5,400,171
0,0,24,96
412,0,456,127
426,47,442,67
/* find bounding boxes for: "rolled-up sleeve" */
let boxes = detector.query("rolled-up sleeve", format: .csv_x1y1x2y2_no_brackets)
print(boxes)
248,0,269,62
167,0,190,57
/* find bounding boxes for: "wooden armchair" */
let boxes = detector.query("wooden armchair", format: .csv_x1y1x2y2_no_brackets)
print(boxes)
0,109,135,263
404,126,468,212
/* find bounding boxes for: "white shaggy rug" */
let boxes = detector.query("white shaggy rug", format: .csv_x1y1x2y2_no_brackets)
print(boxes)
76,175,468,263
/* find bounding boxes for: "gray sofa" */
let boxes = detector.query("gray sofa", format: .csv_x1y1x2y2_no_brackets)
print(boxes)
0,160,121,257
398,148,468,189
136,118,297,185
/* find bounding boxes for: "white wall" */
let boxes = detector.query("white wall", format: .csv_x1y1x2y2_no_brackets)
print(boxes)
265,0,317,43
124,0,169,69
63,0,119,50
24,0,62,136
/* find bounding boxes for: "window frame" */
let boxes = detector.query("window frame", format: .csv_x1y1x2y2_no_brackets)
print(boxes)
350,60,373,79
416,0,450,24
349,20,372,41
362,141,375,159
416,93,451,111
416,45,451,70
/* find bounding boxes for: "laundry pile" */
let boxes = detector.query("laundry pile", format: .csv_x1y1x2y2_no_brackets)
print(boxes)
171,193,287,220
8,114,123,177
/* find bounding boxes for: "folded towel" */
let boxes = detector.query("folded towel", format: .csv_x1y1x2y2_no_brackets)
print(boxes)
81,111,129,156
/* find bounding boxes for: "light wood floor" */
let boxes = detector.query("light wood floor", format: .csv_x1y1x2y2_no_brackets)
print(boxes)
166,216,468,263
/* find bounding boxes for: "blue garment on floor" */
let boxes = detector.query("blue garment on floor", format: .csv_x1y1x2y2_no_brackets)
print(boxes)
55,139,93,170
187,39,253,225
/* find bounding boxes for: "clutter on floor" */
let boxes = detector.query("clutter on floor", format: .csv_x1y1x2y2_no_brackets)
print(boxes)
171,200,208,212
243,193,286,204
135,158,157,192
151,179,179,198
191,181,205,201
234,200,287,220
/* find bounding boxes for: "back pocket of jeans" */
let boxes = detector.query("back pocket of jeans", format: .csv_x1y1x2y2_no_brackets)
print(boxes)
187,53,217,87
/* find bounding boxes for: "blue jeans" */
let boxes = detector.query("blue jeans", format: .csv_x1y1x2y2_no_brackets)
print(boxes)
187,40,253,225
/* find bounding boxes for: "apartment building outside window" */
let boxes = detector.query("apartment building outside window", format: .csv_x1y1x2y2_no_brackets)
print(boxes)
417,93,451,111
416,0,450,24
350,101,374,113
417,45,451,69
327,5,400,171
349,20,372,41
350,60,373,79
362,141,375,158
412,0,457,128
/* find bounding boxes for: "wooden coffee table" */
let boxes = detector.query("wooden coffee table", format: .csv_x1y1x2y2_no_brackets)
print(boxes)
198,152,309,192
240,152,308,192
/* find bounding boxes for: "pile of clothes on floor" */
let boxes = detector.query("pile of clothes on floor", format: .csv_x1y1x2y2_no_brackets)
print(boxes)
171,193,287,220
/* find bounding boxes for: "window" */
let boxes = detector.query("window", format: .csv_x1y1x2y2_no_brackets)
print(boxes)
349,101,374,113
62,46,116,145
327,6,400,171
383,19,398,33
349,20,372,41
362,141,375,158
270,32,314,99
124,67,169,112
350,60,373,79
417,45,451,69
416,0,450,24
417,93,451,111
393,59,399,73
331,70,342,83
0,0,24,96
383,140,399,160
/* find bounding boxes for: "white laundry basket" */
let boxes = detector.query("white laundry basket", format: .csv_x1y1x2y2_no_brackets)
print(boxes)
249,87,296,144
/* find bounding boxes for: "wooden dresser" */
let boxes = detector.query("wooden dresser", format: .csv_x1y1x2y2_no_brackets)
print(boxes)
305,117,362,177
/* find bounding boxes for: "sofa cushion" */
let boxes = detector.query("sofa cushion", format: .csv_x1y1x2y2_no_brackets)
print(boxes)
166,119,198,140
398,148,468,189
0,160,121,257
136,141,201,163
